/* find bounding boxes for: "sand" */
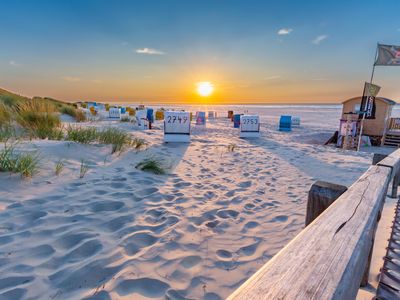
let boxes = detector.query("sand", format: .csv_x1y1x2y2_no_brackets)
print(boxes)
0,105,381,299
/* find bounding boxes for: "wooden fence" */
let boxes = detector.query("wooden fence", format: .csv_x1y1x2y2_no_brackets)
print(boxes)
228,149,400,300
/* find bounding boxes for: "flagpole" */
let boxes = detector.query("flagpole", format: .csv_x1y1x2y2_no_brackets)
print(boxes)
357,44,379,151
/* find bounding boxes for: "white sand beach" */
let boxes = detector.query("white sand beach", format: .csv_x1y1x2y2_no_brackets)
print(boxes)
0,105,395,299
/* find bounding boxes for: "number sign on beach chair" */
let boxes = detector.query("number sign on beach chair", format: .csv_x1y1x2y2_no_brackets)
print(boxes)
240,115,260,138
164,111,191,142
279,115,292,131
195,112,206,125
109,107,121,119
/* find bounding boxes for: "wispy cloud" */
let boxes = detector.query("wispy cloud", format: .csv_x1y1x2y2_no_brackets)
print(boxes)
277,28,293,35
312,35,328,45
135,48,164,55
62,76,81,82
9,60,20,67
264,75,281,80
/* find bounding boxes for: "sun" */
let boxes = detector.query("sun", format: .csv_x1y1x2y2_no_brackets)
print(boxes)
196,82,214,97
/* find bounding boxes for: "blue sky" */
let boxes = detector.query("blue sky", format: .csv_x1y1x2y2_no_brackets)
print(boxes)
1,0,400,103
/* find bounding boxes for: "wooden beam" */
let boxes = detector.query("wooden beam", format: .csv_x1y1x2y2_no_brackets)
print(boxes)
305,181,347,226
228,165,391,300
377,149,400,198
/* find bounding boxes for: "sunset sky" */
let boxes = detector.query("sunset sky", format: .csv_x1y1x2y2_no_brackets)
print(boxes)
1,0,400,104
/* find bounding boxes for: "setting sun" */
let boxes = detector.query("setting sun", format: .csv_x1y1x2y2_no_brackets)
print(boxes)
196,82,214,97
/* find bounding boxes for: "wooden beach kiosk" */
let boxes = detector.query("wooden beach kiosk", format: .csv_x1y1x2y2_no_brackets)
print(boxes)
340,96,396,147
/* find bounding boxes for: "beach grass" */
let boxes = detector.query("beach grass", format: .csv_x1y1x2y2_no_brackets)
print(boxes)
55,159,64,176
79,159,89,178
97,128,131,154
136,158,166,175
66,126,133,154
0,103,12,126
75,110,86,122
132,137,146,150
0,143,40,177
14,99,61,139
66,126,98,144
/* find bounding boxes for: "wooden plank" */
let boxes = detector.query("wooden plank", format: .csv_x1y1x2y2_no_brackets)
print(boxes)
377,148,400,176
305,181,347,226
228,165,391,300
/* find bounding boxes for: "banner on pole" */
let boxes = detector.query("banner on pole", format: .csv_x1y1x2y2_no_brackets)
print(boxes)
359,82,380,119
375,44,400,66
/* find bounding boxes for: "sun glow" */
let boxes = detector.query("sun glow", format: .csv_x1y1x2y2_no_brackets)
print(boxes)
196,82,214,97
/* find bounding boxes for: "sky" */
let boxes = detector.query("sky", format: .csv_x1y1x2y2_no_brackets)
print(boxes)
1,0,400,104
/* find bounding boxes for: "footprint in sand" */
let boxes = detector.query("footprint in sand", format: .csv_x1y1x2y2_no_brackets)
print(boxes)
89,201,125,212
216,249,232,259
216,209,239,219
122,231,158,256
115,278,170,297
180,255,202,268
271,215,288,222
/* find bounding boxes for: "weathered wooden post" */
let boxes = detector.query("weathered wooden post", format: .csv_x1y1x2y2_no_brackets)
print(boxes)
305,181,348,226
372,153,388,165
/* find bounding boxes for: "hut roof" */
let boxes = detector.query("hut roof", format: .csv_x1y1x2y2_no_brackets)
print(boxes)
342,96,397,106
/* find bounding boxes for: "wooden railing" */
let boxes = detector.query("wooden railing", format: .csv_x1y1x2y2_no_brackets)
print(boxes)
228,149,400,300
388,117,400,130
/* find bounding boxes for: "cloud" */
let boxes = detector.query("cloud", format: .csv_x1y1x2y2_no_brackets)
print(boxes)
312,35,328,45
277,28,293,35
135,48,164,55
264,75,281,80
9,60,20,67
62,76,81,82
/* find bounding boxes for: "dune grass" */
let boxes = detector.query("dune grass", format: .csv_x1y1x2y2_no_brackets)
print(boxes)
97,128,131,153
55,159,64,176
15,99,61,139
59,105,76,117
79,159,89,178
136,158,166,175
75,110,87,122
0,103,14,141
132,137,146,150
66,126,98,144
66,126,133,154
0,143,40,177
0,103,12,126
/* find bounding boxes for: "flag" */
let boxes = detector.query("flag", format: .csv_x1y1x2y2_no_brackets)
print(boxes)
375,44,400,66
364,82,380,97
359,82,380,119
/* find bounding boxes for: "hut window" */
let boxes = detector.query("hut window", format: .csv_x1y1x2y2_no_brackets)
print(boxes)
354,104,360,113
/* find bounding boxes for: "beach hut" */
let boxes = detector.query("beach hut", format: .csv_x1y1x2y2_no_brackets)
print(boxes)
341,96,396,145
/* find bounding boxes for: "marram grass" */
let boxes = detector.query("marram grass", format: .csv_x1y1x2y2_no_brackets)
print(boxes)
136,158,167,175
0,143,40,178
